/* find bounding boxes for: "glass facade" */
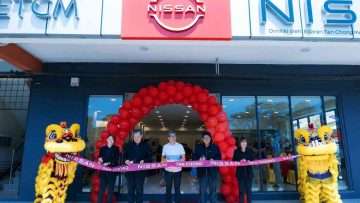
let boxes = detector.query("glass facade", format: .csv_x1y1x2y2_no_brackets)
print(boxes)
222,95,349,192
0,78,30,197
82,95,123,192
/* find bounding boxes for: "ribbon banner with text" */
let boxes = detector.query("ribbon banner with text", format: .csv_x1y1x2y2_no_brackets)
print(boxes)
64,154,299,173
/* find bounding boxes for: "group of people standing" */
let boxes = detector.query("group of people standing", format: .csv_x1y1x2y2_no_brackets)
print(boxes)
97,130,254,203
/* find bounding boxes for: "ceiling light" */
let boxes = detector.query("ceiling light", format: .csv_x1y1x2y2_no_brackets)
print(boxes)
237,115,242,118
229,98,235,102
155,110,160,114
305,99,312,102
267,99,273,103
110,98,117,102
186,110,191,114
187,105,192,108
245,111,250,114
184,115,189,118
158,115,162,118
274,111,279,114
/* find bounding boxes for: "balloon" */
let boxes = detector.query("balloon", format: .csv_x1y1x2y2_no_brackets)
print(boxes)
208,95,218,105
174,93,184,102
166,85,177,96
209,104,220,116
220,185,231,195
159,92,168,102
206,117,218,127
119,121,130,130
216,122,228,132
130,108,143,119
198,92,208,103
159,82,168,90
144,96,153,106
122,101,132,110
132,96,143,107
193,85,202,93
149,86,159,97
183,86,193,96
217,111,228,122
138,87,149,96
199,104,208,113
175,81,185,90
214,132,225,142
118,109,129,119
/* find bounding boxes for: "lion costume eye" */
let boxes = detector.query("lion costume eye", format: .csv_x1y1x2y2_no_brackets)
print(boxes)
48,131,57,140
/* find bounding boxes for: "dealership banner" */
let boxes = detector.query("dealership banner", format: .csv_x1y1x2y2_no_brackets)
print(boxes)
1,0,360,40
64,154,299,172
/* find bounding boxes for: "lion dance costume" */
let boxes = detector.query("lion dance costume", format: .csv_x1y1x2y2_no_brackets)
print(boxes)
34,122,85,203
295,124,342,203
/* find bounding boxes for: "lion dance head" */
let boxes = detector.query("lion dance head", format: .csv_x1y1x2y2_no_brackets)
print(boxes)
295,124,342,203
34,122,85,203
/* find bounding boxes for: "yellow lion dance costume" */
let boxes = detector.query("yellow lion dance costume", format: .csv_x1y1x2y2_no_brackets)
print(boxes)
295,125,342,203
34,122,85,203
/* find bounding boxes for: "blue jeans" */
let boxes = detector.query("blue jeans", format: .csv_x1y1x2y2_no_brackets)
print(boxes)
165,171,182,203
199,175,218,203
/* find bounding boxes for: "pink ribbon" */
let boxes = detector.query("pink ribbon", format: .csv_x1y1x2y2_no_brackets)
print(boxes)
64,154,299,173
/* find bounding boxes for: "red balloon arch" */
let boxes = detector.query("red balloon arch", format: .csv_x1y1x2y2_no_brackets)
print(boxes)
91,80,239,203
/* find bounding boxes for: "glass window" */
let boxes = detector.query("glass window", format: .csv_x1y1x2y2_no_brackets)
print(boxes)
0,78,30,197
82,95,123,192
291,96,323,129
258,96,296,191
222,96,260,191
324,96,348,190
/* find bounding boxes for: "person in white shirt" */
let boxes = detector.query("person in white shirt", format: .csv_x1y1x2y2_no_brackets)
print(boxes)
162,131,185,203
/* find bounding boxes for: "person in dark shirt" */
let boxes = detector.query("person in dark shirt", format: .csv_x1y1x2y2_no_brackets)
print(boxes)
193,131,221,203
123,130,152,203
97,135,120,203
233,136,255,203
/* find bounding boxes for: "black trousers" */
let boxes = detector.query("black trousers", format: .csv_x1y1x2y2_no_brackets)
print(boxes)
164,171,182,203
238,178,252,203
98,172,116,203
126,172,145,203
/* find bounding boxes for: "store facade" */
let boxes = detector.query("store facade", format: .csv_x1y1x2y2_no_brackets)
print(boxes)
1,0,360,202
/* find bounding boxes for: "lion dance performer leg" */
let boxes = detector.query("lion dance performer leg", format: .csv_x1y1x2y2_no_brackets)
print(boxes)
34,122,85,203
295,124,342,203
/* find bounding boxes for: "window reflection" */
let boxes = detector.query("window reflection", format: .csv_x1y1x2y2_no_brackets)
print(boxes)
324,96,348,190
223,96,260,191
291,96,323,129
258,96,296,191
82,95,123,192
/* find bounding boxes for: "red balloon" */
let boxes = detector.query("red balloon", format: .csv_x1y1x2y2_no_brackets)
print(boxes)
107,123,119,134
122,101,132,110
166,85,177,96
208,95,218,105
226,195,236,203
158,82,168,90
217,112,228,122
138,88,149,96
226,137,236,146
199,104,208,112
119,121,130,130
175,81,185,90
144,96,153,106
118,109,129,119
206,117,218,127
174,93,184,102
193,85,203,93
197,92,208,103
149,87,159,97
130,108,143,119
220,185,231,195
216,122,228,132
129,118,138,127
200,113,209,122
209,105,220,116
132,96,142,107
159,92,168,102
100,131,109,140
183,86,193,96
214,132,225,142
